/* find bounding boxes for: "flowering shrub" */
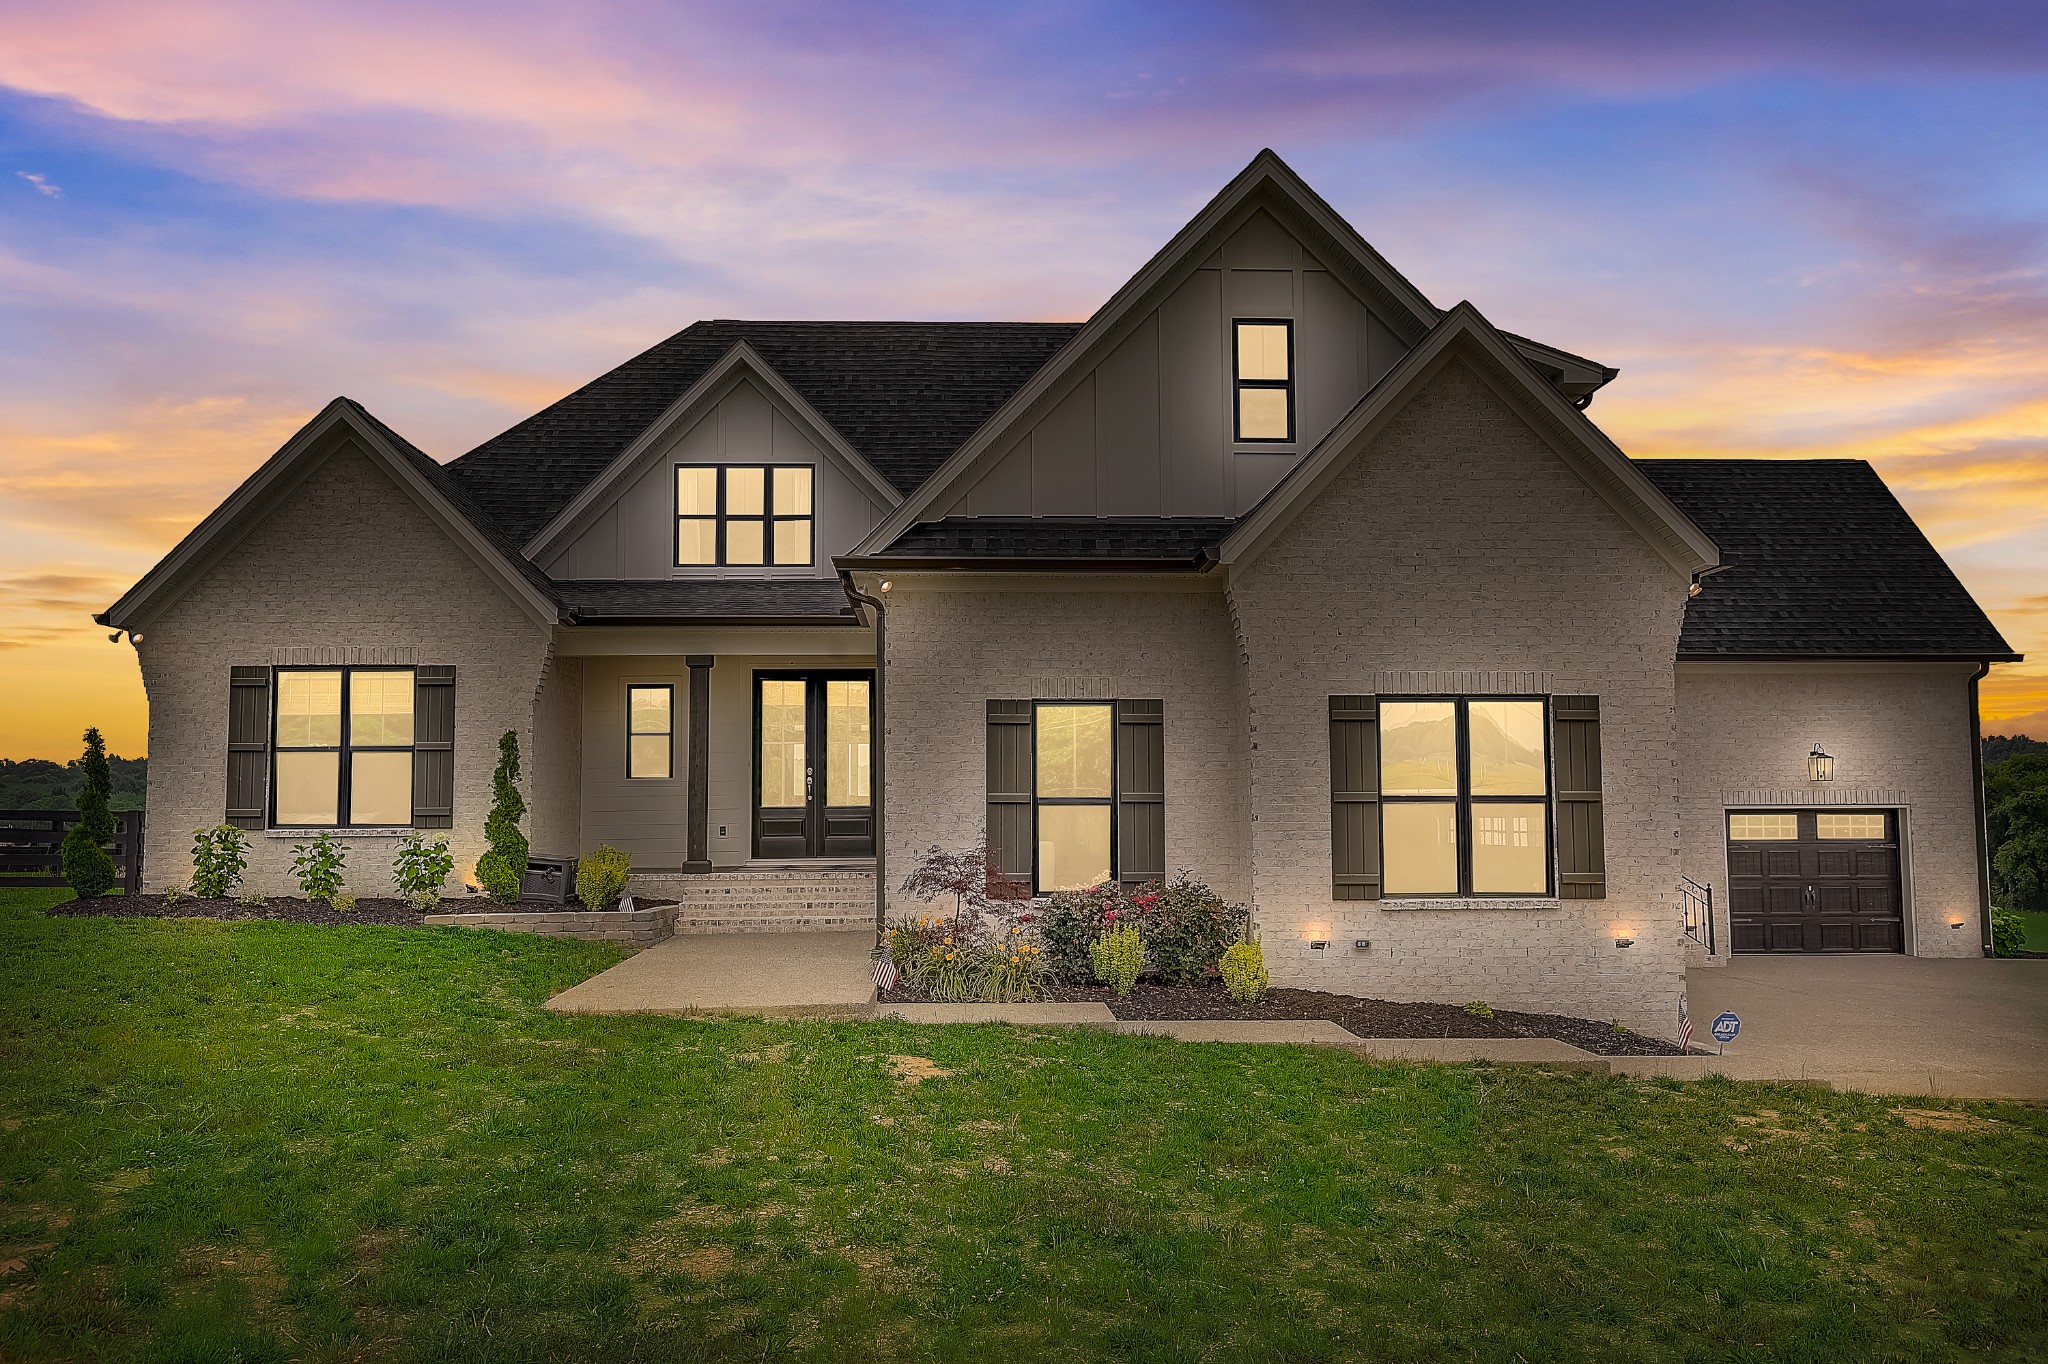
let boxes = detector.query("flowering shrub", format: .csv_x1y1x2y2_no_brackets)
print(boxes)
1141,872,1251,986
1036,882,1126,984
885,913,1044,1002
189,824,249,899
1091,922,1145,996
1220,939,1269,1004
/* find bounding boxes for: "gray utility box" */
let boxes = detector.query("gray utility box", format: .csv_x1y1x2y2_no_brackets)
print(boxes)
521,855,578,905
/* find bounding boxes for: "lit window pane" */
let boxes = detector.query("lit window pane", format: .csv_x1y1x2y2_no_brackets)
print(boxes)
1038,805,1112,891
277,671,342,747
629,685,671,734
629,734,671,780
348,670,414,746
726,519,765,565
1236,322,1290,380
774,466,813,515
275,750,340,825
1382,802,1458,894
727,466,765,515
1380,701,1457,796
826,680,870,806
1471,803,1548,894
773,518,812,566
1468,700,1546,795
677,466,718,516
1728,813,1797,841
1237,386,1290,440
676,518,717,565
759,679,807,808
1036,705,1113,798
1817,813,1885,840
349,750,413,825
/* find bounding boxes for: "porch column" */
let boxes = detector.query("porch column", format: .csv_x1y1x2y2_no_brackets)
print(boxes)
684,655,714,873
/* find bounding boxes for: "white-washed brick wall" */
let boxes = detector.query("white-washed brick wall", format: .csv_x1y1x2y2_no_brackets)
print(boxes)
136,440,556,897
530,653,584,858
1228,359,1693,1036
1676,664,1985,961
882,584,1250,912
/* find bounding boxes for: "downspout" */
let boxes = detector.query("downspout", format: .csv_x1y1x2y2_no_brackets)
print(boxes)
1969,661,1994,957
842,574,889,951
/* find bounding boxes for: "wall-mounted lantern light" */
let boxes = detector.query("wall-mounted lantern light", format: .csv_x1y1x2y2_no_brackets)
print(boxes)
1614,936,1634,948
1806,743,1835,783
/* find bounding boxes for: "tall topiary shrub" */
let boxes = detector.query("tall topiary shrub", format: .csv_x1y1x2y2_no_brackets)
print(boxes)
476,729,528,904
60,727,117,898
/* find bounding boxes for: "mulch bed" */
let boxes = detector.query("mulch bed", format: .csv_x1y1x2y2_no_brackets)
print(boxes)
53,894,430,927
880,981,1687,1055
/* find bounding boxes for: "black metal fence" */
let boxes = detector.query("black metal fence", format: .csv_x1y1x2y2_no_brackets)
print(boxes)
0,809,145,896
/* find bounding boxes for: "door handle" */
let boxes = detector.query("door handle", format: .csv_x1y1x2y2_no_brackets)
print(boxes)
806,767,814,799
1802,884,1817,910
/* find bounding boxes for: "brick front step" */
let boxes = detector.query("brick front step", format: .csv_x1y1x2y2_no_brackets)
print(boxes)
631,866,878,936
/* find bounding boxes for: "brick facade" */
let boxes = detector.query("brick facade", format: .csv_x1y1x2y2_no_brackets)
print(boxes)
135,438,558,897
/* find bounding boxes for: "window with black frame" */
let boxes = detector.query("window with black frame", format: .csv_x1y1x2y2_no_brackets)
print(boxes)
675,464,814,567
1233,319,1294,442
626,684,673,779
1034,702,1116,892
272,668,416,827
1378,697,1551,896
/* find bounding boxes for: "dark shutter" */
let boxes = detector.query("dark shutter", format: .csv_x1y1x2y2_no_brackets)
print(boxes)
1117,700,1165,886
985,701,1033,895
225,667,271,830
1330,696,1380,900
413,666,456,828
1553,695,1605,899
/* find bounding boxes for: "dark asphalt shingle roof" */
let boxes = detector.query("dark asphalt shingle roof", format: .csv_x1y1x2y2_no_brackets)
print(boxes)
555,579,857,624
1637,459,2018,660
866,518,1235,564
446,320,1081,547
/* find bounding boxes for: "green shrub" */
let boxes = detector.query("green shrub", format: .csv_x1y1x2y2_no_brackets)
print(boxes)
331,893,359,915
1220,940,1269,1005
1991,907,2027,957
1462,1000,1495,1019
291,832,348,904
885,913,1045,1002
475,730,528,904
60,727,117,899
189,824,249,899
577,844,631,911
1135,872,1251,986
237,888,266,908
1091,922,1145,996
1036,883,1124,984
393,832,455,910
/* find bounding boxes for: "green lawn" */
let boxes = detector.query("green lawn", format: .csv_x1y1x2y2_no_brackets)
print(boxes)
2021,911,2048,954
3,889,2045,1361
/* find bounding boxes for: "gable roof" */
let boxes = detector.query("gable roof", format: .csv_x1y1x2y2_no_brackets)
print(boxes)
1215,302,1720,577
1637,459,2020,661
448,321,1080,546
98,399,563,632
852,149,1618,556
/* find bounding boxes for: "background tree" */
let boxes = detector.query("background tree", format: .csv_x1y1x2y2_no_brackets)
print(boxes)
1986,750,2048,911
59,727,117,898
475,730,528,904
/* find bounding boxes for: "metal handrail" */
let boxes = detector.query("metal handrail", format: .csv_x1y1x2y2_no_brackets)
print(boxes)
1680,875,1716,956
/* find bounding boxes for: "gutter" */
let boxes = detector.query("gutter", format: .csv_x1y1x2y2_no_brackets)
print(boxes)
1970,661,1994,957
833,553,1218,573
840,573,890,953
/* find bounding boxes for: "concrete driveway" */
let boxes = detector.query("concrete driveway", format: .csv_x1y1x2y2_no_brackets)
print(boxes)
1685,955,2048,1101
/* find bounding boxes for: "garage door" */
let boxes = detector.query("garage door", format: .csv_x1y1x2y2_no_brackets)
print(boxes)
1726,810,1903,954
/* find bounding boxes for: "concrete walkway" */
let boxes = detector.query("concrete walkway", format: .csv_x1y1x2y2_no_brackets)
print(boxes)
545,929,875,1017
1685,955,2048,1101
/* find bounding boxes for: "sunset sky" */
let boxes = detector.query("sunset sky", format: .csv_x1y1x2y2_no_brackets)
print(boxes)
2,1,2044,760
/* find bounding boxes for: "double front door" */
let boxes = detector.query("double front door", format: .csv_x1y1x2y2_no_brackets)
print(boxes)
754,671,875,859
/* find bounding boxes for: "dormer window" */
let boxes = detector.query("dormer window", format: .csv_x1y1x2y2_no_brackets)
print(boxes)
1233,319,1294,442
675,464,814,567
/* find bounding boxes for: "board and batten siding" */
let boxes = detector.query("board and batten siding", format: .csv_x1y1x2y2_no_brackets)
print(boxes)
945,207,1408,519
543,376,889,581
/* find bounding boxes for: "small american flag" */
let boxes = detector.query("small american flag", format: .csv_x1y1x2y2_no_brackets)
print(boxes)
1676,996,1693,1053
873,954,898,994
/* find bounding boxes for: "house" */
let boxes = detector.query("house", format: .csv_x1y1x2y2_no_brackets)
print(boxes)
98,151,2019,1036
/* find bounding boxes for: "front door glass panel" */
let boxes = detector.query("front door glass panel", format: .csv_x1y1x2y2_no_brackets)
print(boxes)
826,680,871,806
759,679,807,809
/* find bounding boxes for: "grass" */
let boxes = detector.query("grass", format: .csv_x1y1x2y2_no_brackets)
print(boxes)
2020,911,2048,954
2,888,2045,1361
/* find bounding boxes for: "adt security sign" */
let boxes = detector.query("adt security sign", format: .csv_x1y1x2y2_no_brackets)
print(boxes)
1710,1011,1742,1046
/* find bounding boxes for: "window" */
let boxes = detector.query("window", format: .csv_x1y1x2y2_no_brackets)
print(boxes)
1380,697,1550,896
627,684,673,779
1817,812,1886,840
675,464,813,567
1729,813,1798,841
1233,319,1294,442
272,668,415,827
1035,702,1115,892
